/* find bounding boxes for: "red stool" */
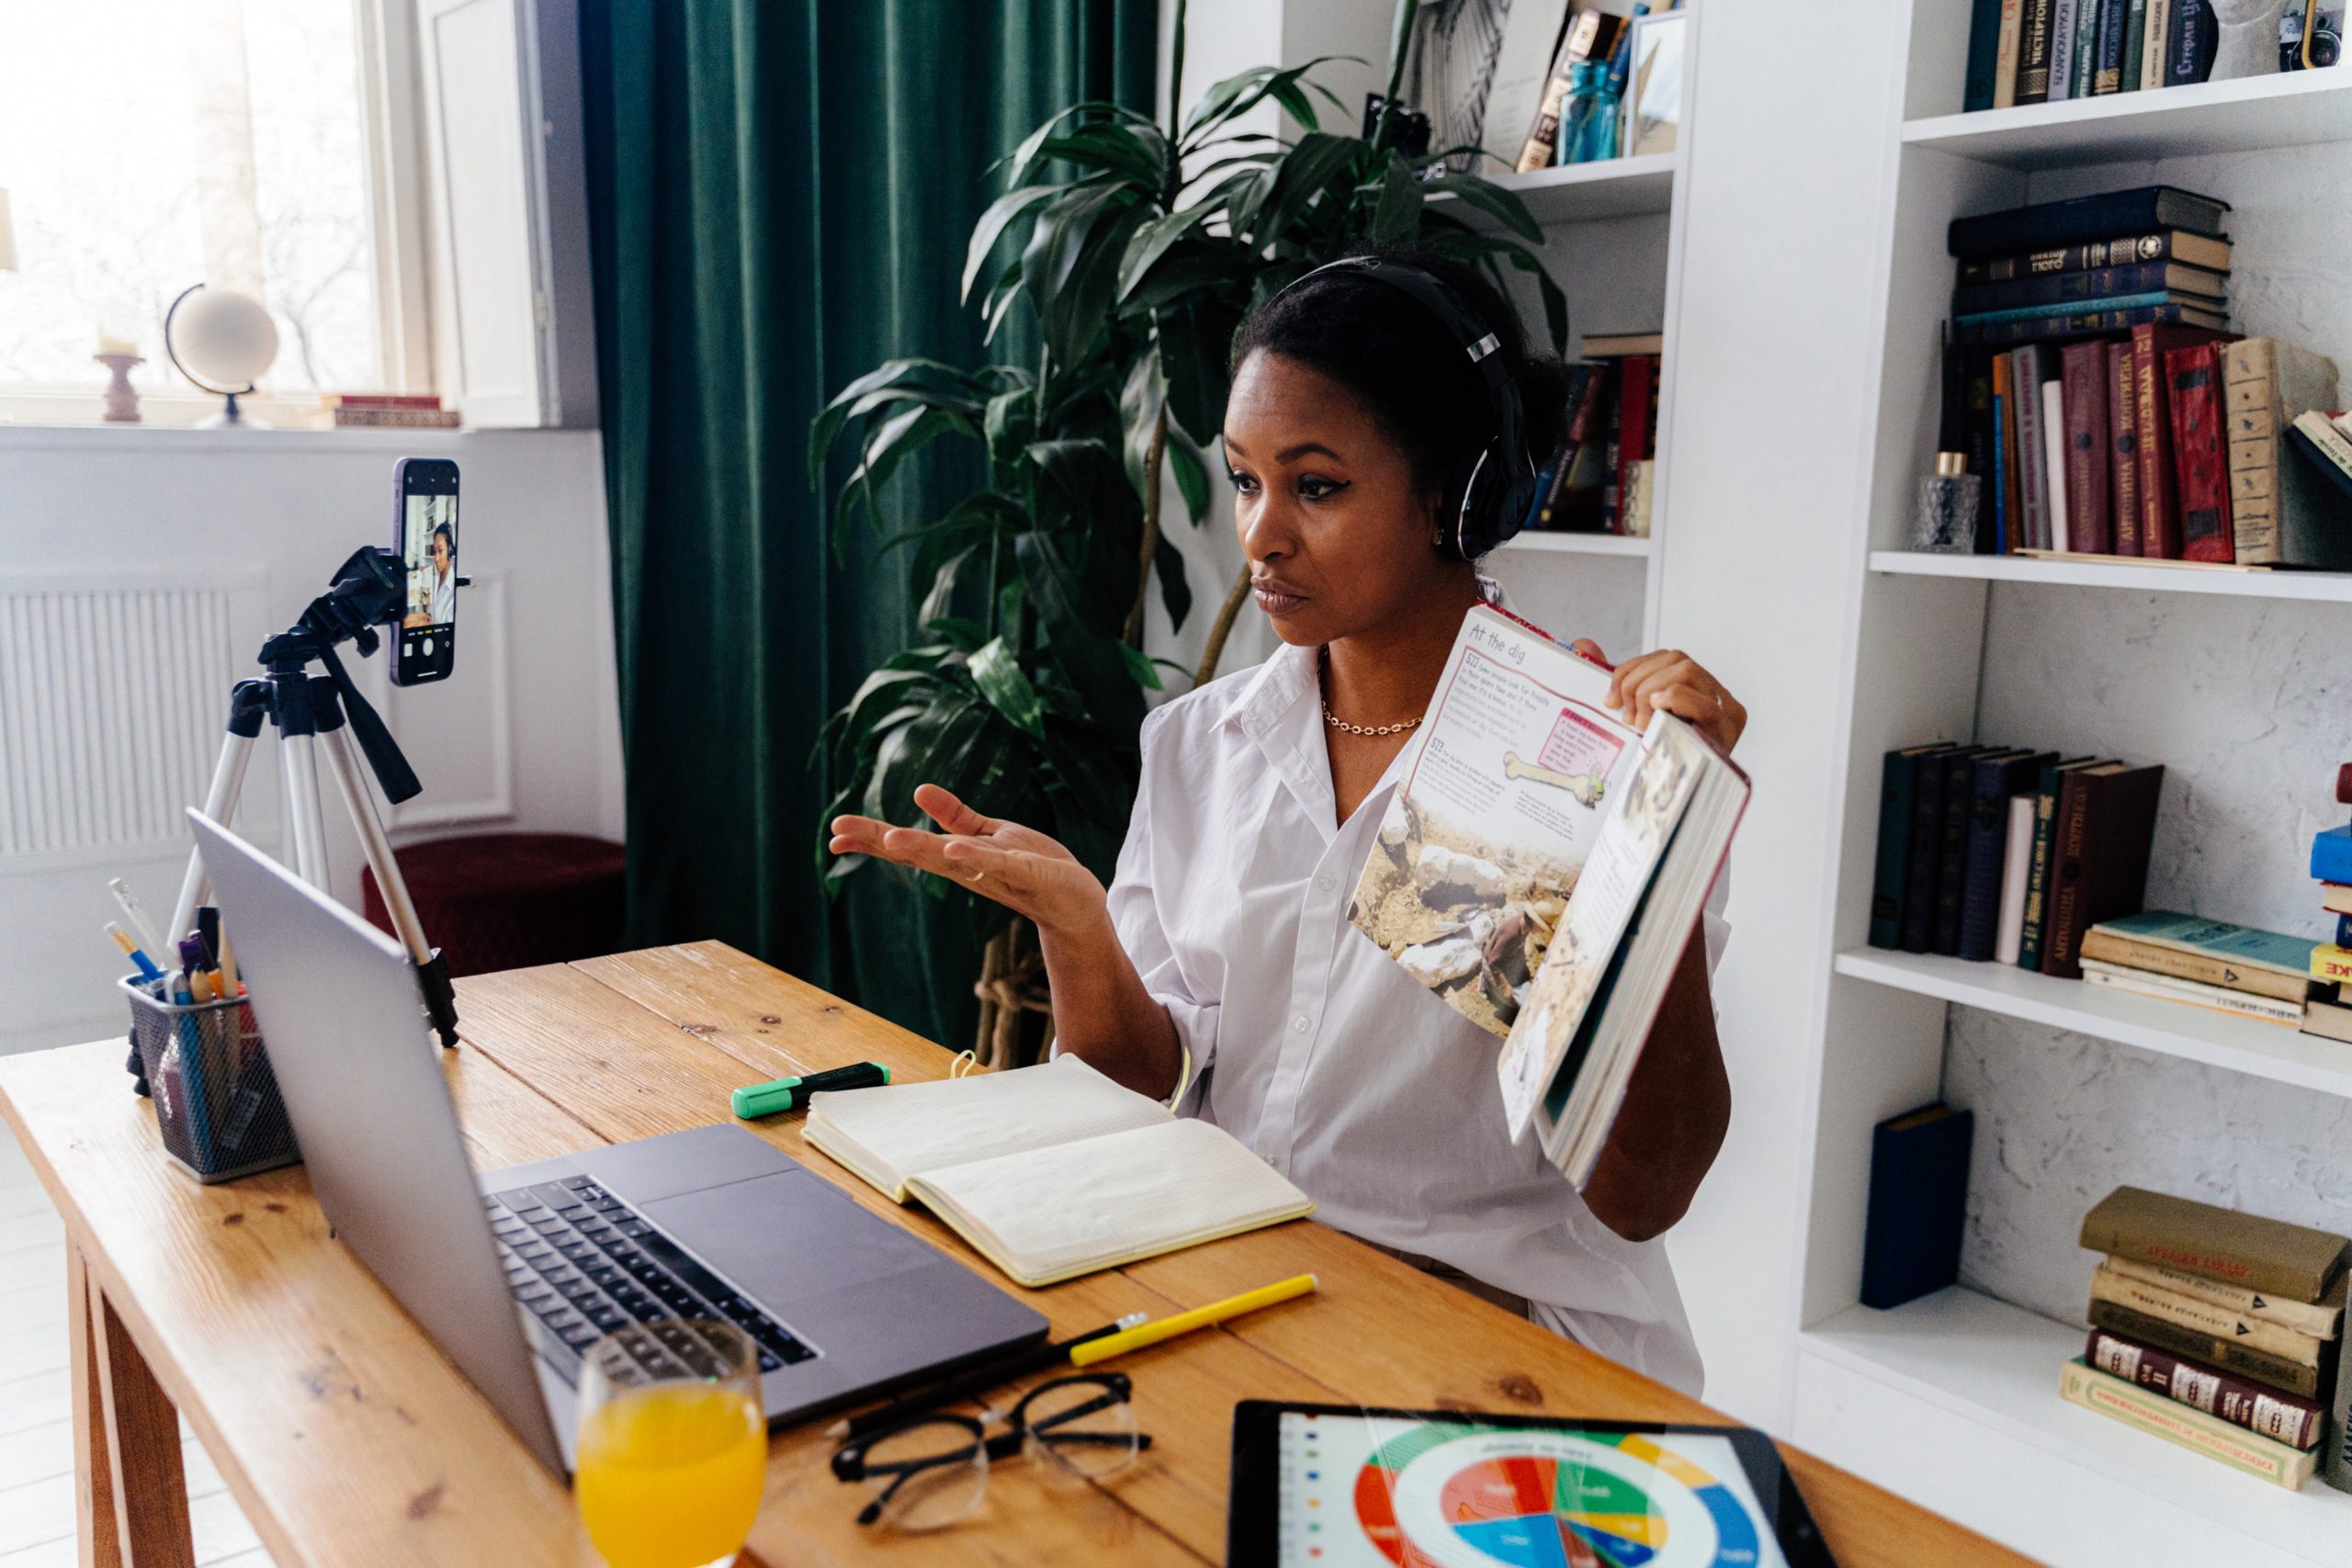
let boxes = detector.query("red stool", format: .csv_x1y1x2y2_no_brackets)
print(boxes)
362,833,627,978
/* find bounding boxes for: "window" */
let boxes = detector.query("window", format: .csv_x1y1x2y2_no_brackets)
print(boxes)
0,0,592,429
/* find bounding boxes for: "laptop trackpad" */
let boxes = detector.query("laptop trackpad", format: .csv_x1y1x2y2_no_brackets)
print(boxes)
640,1173,944,1303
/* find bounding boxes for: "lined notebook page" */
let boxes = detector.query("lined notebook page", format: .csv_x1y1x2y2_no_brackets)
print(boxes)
907,1118,1315,1288
807,1055,1170,1197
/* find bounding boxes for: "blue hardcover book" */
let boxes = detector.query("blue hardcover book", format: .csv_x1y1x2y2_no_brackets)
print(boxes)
2094,0,2132,90
2072,0,2102,96
2338,913,2352,949
1992,382,2010,550
2049,0,2082,101
1948,186,2232,258
2314,825,2352,886
1955,299,2229,347
2166,0,2218,84
1951,260,2226,315
1934,749,2002,955
1861,1103,1975,1311
1964,0,2007,109
1957,289,2195,328
1871,744,1956,949
1959,750,2057,961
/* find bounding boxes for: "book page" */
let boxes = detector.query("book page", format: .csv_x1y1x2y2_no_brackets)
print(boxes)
906,1118,1313,1288
803,1055,1170,1199
1351,606,1641,1039
1497,716,1708,1140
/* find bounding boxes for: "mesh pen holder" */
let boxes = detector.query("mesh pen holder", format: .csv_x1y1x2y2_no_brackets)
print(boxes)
120,976,300,1183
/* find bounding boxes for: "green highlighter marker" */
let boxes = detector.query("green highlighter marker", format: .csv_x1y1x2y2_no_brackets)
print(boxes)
730,1061,891,1119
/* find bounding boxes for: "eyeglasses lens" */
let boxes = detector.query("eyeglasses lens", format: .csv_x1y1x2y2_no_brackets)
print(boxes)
861,1420,988,1531
1021,1378,1141,1484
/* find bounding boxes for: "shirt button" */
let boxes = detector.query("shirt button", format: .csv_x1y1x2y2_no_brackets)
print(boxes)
1314,872,1335,892
1291,1015,1310,1033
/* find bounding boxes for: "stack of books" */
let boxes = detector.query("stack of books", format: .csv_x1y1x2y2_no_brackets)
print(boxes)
1867,743,2163,980
1522,334,1659,537
1959,0,2344,113
2078,911,2318,1025
1942,186,2352,567
2065,1185,2346,1491
303,393,460,430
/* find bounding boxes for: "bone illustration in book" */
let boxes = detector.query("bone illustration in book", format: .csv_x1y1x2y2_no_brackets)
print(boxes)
1503,751,1607,807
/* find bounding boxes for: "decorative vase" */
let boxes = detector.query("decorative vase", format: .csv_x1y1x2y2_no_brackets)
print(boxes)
96,353,144,423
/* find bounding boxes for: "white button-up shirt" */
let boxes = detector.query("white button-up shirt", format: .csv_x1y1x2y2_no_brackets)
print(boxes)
1105,637,1727,1397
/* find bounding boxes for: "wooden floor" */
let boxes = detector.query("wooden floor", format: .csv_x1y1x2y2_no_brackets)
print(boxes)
0,1119,271,1568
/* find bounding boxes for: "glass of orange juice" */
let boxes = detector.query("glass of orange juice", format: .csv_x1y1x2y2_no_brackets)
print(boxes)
575,1319,767,1568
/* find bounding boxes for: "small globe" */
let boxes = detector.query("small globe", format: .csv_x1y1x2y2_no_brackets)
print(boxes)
168,287,278,391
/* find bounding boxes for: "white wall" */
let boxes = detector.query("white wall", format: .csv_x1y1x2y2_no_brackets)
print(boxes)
0,425,624,1055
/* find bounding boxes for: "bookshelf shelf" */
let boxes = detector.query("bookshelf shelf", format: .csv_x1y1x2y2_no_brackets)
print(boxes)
1867,549,2352,603
1466,152,1679,225
1905,69,2352,170
1497,531,1656,558
1834,947,2352,1099
1800,1287,2352,1563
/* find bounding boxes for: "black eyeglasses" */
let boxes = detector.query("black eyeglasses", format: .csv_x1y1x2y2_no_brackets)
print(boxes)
829,1372,1153,1530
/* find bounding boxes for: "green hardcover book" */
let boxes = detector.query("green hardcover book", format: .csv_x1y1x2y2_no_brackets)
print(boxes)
2120,0,2148,88
2060,1359,2318,1489
2017,757,2099,970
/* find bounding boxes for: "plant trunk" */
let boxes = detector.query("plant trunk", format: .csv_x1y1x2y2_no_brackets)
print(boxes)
972,918,1054,1067
1193,563,1253,688
1124,412,1167,647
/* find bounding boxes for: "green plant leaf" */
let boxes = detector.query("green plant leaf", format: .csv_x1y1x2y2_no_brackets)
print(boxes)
918,547,974,625
1017,530,1146,735
1419,174,1543,243
1164,424,1209,523
923,616,990,653
1116,641,1164,690
808,358,987,485
1117,207,1212,302
1002,101,1159,185
1180,58,1354,147
1236,133,1364,252
1152,526,1193,632
1118,352,1167,499
1157,296,1243,445
1367,152,1423,242
969,636,1047,738
962,183,1066,302
1028,122,1169,188
838,405,978,550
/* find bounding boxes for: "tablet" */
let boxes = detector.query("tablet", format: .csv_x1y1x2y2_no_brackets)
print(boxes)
1227,1401,1838,1568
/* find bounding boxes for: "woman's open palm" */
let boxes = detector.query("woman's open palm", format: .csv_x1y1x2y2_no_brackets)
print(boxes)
829,784,1106,935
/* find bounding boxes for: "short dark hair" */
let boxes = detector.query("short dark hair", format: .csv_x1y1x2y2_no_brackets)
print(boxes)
1228,244,1571,512
432,522,454,550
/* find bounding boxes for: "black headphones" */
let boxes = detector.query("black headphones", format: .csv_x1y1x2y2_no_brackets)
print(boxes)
1270,256,1538,559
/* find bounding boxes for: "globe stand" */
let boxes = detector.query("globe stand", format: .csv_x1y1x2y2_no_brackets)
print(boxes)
164,283,275,428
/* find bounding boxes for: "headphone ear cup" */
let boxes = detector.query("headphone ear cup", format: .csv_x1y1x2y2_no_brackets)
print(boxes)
1448,442,1530,558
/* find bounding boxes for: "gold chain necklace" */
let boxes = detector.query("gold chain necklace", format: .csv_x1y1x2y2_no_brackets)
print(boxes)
1318,647,1423,737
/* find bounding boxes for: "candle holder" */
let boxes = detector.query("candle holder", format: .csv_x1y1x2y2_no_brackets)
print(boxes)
95,352,144,423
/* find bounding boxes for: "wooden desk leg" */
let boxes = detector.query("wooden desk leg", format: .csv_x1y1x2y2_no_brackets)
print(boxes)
69,1248,125,1568
79,1258,198,1568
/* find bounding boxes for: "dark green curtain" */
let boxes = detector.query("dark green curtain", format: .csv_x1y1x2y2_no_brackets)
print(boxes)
580,2,1154,1045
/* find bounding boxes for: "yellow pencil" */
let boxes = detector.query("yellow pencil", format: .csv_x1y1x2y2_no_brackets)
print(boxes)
1068,1273,1317,1367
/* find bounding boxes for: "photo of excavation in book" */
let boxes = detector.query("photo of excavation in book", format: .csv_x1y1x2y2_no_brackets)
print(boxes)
1349,609,1642,1037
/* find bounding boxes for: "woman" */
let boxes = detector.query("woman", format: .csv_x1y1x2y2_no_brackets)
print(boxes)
831,247,1747,1394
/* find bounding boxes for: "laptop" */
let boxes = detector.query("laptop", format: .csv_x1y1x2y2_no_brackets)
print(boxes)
188,810,1047,1474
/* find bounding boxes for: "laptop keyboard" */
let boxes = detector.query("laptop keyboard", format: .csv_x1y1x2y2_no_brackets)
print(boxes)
482,1175,818,1378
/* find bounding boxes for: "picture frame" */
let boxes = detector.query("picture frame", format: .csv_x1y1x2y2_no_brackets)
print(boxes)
1625,10,1690,159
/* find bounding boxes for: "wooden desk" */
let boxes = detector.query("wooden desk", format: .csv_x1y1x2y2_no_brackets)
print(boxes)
0,942,2030,1567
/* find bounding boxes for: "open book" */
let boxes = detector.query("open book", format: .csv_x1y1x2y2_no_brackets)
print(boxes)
1352,606,1750,1183
802,1055,1314,1288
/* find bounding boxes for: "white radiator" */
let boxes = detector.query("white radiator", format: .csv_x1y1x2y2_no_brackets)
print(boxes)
0,573,266,865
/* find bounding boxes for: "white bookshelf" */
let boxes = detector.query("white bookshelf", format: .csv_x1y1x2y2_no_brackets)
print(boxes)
1470,7,1697,657
1789,4,2352,1562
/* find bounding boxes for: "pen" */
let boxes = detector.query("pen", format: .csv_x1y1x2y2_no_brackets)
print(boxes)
824,1312,1148,1441
179,939,215,1003
105,923,164,983
1068,1274,1318,1368
731,1061,892,1119
196,906,221,968
169,974,219,1168
107,878,168,961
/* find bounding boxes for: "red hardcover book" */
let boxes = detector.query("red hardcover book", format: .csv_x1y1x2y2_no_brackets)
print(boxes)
2165,342,2233,562
2085,1328,2326,1449
2060,341,2113,554
2132,323,2235,558
1617,355,1655,501
2108,341,2143,556
2040,761,2165,979
1994,352,2025,551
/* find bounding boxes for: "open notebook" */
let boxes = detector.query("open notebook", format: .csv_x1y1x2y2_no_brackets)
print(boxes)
802,1056,1314,1288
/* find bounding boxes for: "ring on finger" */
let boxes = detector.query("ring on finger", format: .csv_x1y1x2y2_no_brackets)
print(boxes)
967,868,987,885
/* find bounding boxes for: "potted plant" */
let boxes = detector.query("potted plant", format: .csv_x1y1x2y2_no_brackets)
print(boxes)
812,14,1563,1062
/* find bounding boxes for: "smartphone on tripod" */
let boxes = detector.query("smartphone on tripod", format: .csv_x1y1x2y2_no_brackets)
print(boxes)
390,457,459,685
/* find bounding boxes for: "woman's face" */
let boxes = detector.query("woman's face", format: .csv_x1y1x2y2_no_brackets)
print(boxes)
1222,350,1447,648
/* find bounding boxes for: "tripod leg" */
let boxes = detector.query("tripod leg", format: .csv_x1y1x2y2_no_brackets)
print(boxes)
278,734,331,888
318,724,460,1048
168,722,263,947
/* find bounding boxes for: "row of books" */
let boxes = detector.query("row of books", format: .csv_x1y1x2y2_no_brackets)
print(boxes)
1478,3,1683,175
1961,0,2343,114
302,392,459,430
1868,743,2163,978
2064,1184,2349,1492
1521,334,1659,537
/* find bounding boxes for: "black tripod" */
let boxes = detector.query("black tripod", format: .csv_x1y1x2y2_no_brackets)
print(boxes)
167,546,465,1050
